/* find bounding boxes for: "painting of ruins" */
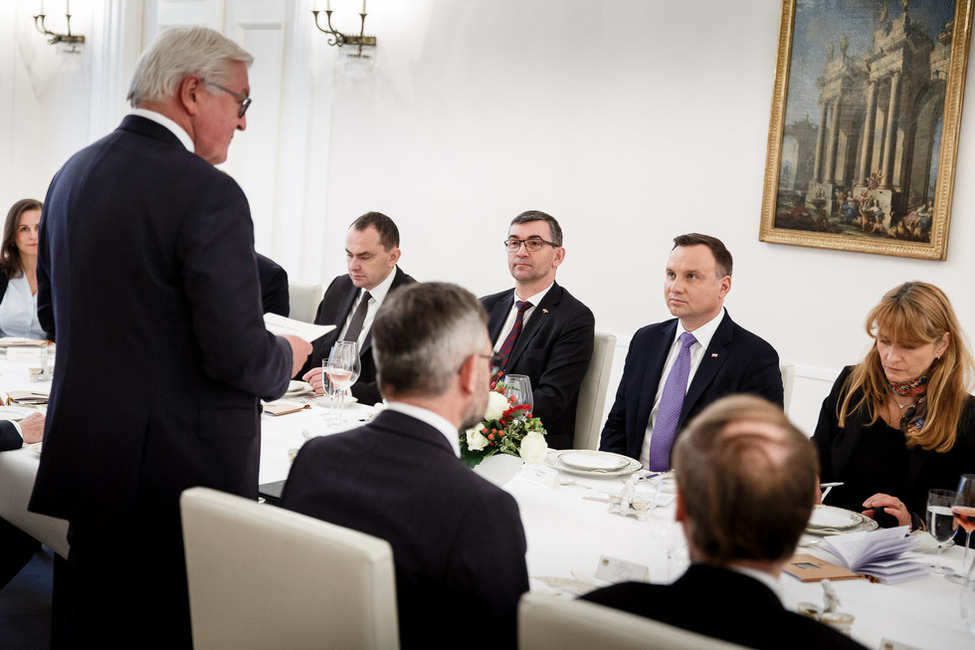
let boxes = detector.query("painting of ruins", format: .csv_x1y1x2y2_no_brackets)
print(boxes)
760,0,973,260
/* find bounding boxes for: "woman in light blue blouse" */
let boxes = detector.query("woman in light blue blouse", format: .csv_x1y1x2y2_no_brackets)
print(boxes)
0,199,46,340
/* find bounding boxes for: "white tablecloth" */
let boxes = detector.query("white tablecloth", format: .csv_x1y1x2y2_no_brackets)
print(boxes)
1,359,972,648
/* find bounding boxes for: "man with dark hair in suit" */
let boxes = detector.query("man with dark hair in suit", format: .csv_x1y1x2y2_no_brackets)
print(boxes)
599,233,782,470
584,395,866,649
301,211,416,405
283,282,529,649
480,210,594,449
29,27,311,647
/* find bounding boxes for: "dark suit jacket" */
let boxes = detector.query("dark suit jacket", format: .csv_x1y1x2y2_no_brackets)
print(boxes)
600,312,782,460
813,366,975,522
302,267,416,405
481,282,594,449
281,409,529,649
581,564,866,649
255,253,289,317
29,115,292,531
0,420,21,451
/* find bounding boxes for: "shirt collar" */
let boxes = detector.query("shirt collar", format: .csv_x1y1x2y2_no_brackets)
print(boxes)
675,307,725,351
729,564,782,600
514,281,554,307
361,267,398,305
385,402,461,458
130,108,195,154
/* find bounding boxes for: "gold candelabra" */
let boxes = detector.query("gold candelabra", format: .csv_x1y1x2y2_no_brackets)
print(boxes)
33,1,85,53
312,1,376,56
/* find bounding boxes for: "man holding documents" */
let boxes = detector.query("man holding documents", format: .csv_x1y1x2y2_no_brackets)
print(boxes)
583,395,865,649
301,212,416,405
29,27,310,647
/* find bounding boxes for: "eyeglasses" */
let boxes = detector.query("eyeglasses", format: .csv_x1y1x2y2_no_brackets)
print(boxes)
503,237,559,253
478,352,505,374
201,79,252,118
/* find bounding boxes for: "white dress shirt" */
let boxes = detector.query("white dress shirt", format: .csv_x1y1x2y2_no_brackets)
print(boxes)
492,283,554,351
0,275,46,340
639,309,727,469
386,401,461,458
336,269,398,352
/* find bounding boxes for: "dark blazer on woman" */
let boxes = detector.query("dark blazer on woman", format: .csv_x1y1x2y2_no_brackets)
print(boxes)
813,365,975,520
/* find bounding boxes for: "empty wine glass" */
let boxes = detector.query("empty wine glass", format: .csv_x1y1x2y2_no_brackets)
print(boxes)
502,374,533,415
947,474,975,584
319,361,342,425
927,489,958,574
325,341,361,425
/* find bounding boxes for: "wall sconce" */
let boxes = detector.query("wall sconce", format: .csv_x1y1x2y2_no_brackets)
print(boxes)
33,0,85,54
312,0,376,53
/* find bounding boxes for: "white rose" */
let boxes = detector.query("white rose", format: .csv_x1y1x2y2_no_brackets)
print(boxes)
519,430,548,465
484,390,509,421
466,427,489,451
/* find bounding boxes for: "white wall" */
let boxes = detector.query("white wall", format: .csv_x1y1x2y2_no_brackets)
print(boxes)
4,0,975,435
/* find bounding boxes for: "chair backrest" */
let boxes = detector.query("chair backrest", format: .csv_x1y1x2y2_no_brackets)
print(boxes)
288,281,324,323
180,487,399,650
780,360,795,415
573,331,617,450
518,592,748,650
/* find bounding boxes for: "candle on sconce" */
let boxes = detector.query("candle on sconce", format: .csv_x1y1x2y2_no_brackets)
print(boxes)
362,0,367,14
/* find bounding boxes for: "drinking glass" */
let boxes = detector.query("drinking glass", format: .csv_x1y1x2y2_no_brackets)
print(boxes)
325,341,361,424
502,374,533,413
926,489,958,574
948,475,975,584
962,578,975,637
318,361,342,426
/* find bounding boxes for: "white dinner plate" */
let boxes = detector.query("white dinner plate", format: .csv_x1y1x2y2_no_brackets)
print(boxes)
0,406,35,421
544,450,642,477
557,450,631,471
807,505,865,530
286,380,314,396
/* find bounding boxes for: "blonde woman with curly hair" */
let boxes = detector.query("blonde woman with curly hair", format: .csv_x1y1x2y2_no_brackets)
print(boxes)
813,281,975,528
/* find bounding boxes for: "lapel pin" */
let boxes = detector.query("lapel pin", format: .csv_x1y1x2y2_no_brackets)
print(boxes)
711,353,719,358
542,308,549,314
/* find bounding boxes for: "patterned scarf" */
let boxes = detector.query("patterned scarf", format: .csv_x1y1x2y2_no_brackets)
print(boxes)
888,375,928,435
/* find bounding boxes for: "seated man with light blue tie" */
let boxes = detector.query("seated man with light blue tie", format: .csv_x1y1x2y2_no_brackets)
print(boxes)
480,211,594,449
599,233,782,470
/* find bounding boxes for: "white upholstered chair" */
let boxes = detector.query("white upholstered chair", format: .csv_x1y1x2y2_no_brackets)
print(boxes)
287,281,324,324
780,360,796,415
572,331,617,450
180,487,399,650
518,592,748,650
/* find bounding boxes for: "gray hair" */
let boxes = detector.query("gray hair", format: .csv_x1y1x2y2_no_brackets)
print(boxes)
127,27,253,107
373,283,488,399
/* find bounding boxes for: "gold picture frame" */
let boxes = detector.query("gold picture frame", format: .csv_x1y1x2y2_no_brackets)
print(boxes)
760,0,974,260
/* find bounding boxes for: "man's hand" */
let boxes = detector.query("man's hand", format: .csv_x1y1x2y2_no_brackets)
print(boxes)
282,335,313,378
19,412,45,445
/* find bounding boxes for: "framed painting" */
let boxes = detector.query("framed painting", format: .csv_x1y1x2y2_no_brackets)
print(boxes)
760,0,974,260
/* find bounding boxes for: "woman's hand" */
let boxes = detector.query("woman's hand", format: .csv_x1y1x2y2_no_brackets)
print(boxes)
862,493,912,527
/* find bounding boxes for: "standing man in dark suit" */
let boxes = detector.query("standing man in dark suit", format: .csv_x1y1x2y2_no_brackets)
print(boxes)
481,210,594,449
283,283,529,649
600,233,782,468
301,212,416,405
584,396,866,649
28,27,311,647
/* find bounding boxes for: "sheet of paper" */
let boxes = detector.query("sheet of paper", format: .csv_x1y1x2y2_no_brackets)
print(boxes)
263,313,335,342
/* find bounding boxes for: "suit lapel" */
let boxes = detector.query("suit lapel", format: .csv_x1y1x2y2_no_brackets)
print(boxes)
636,320,678,441
506,283,562,369
487,291,515,343
680,313,734,426
360,267,405,355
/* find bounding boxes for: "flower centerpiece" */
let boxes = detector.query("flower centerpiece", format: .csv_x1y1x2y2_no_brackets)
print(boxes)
460,381,547,468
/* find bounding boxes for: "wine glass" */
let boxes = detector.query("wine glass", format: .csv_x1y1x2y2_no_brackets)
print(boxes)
926,489,958,574
947,474,975,584
325,341,361,424
319,360,342,425
962,578,975,637
502,374,533,414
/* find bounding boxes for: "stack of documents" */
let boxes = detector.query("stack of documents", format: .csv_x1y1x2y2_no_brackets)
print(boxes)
819,526,927,584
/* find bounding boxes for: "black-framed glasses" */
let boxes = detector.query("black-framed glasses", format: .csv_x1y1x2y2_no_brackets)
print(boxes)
201,79,252,118
503,237,558,253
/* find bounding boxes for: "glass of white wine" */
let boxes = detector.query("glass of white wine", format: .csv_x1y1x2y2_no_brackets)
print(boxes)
948,474,975,584
325,341,361,426
926,489,958,574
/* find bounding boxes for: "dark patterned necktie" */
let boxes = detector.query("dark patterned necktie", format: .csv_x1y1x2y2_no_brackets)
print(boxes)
497,300,532,372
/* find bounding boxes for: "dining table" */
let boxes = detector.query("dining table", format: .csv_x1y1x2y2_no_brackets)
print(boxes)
1,350,973,649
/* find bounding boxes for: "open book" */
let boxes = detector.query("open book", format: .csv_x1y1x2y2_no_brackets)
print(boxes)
818,526,927,584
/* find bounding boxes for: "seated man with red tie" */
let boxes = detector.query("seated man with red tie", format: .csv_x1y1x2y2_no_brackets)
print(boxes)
301,212,416,405
583,395,866,649
599,233,782,470
480,211,594,449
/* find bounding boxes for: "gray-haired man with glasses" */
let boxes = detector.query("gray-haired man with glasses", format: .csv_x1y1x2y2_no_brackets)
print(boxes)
479,210,594,449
